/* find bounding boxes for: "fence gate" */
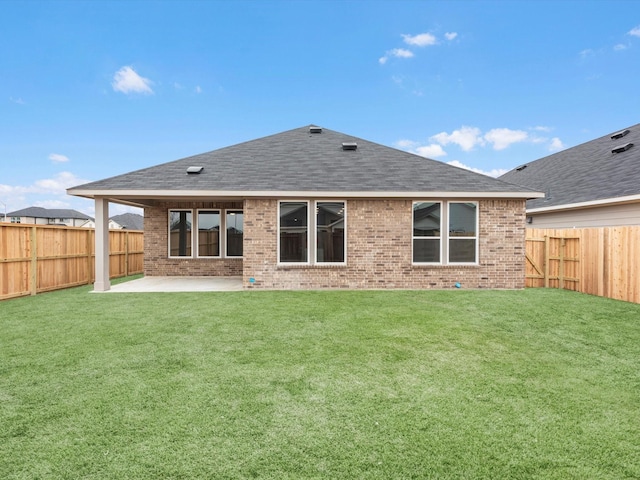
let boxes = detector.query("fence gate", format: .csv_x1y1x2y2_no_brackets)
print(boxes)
525,235,580,291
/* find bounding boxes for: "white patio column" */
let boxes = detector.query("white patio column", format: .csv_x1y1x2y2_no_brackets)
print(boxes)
94,197,110,292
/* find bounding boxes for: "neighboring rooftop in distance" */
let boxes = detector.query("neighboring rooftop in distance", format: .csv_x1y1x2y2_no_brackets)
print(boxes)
6,206,92,220
110,213,144,230
500,123,640,210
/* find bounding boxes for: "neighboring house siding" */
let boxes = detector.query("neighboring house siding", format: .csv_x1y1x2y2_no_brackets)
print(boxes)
529,203,640,229
144,201,243,277
242,198,526,290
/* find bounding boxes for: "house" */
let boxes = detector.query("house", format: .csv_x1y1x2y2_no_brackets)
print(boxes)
4,207,92,226
67,125,542,291
80,213,144,230
499,123,640,228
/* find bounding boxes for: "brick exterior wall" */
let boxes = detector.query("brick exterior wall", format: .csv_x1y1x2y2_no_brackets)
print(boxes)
144,201,243,276
242,198,527,290
144,198,526,289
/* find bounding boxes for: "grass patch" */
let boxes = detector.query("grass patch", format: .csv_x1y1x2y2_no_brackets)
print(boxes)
1,286,639,479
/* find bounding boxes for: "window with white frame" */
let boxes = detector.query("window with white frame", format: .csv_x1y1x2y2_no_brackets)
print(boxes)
197,210,220,257
279,200,346,264
168,209,242,259
448,202,477,263
226,210,243,257
169,210,193,257
412,201,478,264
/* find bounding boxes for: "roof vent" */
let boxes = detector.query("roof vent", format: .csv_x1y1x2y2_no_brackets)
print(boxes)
515,164,527,171
187,166,204,174
342,142,358,151
612,143,633,154
611,129,630,140
309,126,322,134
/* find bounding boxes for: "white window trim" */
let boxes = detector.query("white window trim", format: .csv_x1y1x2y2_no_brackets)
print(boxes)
447,201,479,265
196,209,221,258
315,200,347,265
277,200,311,265
224,209,244,258
168,208,243,259
412,200,479,266
412,201,443,265
168,209,194,259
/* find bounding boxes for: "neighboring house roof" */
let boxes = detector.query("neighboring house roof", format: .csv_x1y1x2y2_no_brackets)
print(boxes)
499,123,640,212
68,125,541,205
110,213,144,230
7,206,92,220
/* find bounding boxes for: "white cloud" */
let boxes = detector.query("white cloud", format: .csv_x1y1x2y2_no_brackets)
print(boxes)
447,160,508,178
395,139,419,149
379,48,414,64
614,43,628,51
444,32,458,41
532,125,552,132
9,96,25,105
484,128,528,150
402,33,437,47
415,144,447,158
195,85,202,94
549,137,564,151
35,199,73,209
112,66,154,95
431,126,484,152
629,26,640,37
49,153,69,163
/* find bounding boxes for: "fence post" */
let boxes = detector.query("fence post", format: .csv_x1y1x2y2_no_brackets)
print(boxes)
30,226,37,296
559,238,565,289
125,231,129,277
544,235,550,288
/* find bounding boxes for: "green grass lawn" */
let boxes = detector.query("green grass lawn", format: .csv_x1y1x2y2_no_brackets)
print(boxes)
1,283,639,479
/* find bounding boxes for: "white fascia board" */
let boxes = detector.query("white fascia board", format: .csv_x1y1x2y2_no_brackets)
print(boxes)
527,194,640,214
68,189,544,200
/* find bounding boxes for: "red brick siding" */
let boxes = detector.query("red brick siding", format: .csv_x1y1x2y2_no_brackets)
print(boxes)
242,198,526,289
144,201,243,276
144,198,526,289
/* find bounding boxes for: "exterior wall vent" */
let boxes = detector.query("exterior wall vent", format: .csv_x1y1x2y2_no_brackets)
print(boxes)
309,126,322,134
611,143,633,154
342,142,358,151
187,166,204,174
611,129,630,140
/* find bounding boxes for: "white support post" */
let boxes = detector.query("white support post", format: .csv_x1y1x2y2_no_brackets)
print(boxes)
94,197,110,292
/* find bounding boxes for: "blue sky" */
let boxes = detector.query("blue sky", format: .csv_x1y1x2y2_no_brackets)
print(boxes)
2,0,640,217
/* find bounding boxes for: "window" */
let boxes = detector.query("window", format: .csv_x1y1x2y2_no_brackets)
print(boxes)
11,217,20,224
197,210,220,257
226,210,243,257
279,201,309,263
279,200,347,265
412,201,478,265
413,202,441,263
169,210,192,257
316,201,345,263
169,208,242,259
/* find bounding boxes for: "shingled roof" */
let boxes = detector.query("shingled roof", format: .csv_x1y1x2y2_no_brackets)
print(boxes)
500,123,640,210
7,206,92,220
69,125,540,204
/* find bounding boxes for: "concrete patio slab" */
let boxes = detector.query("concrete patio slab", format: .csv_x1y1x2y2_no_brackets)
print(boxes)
103,276,243,293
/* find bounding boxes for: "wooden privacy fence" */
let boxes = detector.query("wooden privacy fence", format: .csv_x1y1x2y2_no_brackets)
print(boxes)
0,224,143,300
526,226,640,304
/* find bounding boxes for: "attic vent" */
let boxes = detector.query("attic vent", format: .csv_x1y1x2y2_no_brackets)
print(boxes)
309,126,322,134
515,164,527,171
611,129,630,140
187,166,204,174
611,143,633,154
342,142,358,151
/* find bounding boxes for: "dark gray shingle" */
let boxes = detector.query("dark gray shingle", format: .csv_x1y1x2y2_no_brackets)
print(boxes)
500,123,640,209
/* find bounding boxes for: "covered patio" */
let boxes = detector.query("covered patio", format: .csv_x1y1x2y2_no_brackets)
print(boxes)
102,276,243,293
